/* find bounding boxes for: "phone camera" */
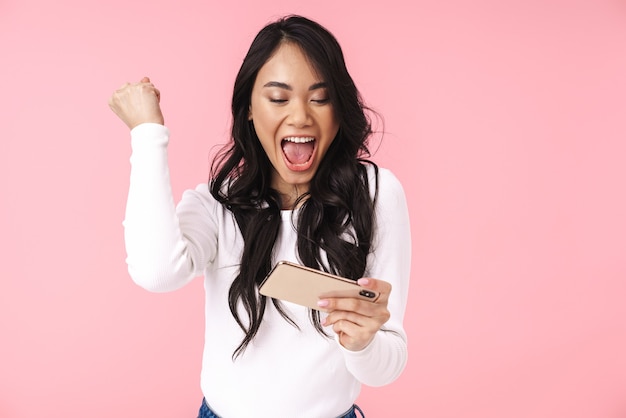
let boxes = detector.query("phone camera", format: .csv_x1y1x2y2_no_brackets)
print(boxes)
359,290,375,299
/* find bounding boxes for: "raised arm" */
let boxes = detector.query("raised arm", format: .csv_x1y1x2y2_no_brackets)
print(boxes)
109,78,214,292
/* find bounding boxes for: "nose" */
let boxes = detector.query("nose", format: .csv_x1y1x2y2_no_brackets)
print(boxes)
287,99,312,128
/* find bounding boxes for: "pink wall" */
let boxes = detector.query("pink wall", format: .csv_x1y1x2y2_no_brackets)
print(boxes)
2,0,625,417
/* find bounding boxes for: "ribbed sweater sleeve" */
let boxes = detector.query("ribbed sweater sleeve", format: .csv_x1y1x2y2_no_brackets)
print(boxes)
123,123,216,292
339,168,411,386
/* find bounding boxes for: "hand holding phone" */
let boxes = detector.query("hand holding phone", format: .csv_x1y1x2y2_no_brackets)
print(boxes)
259,261,379,310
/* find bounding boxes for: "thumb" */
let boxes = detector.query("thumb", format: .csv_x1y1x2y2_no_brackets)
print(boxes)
140,76,151,83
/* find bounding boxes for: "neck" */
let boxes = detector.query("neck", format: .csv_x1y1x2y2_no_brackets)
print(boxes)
279,185,308,210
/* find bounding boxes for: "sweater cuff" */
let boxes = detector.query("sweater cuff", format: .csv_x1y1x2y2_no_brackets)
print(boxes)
335,332,378,358
130,123,170,150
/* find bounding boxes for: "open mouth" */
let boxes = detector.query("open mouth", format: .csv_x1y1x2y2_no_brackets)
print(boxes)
281,136,316,168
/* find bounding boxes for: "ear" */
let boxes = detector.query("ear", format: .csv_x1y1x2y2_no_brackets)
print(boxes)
248,108,253,121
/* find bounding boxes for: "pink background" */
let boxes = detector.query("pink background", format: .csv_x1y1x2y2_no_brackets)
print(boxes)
2,0,625,417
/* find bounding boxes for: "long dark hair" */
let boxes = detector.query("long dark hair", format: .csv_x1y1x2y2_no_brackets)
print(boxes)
210,15,379,358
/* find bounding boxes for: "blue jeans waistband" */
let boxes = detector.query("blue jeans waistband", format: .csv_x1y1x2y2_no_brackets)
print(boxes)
197,398,364,418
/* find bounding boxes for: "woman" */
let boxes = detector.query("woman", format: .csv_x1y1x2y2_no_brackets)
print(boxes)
109,15,411,418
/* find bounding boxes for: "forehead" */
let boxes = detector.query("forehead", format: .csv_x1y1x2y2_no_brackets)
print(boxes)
255,42,323,86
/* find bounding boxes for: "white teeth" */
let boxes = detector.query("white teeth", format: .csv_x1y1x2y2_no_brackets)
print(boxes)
283,136,315,143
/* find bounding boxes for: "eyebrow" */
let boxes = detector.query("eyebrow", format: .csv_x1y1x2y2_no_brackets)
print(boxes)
263,81,328,91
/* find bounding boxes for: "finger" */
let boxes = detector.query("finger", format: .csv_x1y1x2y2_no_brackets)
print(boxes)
324,310,367,327
324,307,389,329
108,91,123,110
318,297,379,316
116,82,130,92
357,277,392,293
332,318,362,336
140,76,151,83
332,319,377,351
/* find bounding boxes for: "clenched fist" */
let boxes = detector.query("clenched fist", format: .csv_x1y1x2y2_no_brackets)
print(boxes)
108,77,164,130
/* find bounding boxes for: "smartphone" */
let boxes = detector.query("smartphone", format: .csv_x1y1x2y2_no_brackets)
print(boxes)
259,260,379,310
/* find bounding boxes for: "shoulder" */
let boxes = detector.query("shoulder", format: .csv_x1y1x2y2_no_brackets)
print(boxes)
363,164,406,201
376,166,403,189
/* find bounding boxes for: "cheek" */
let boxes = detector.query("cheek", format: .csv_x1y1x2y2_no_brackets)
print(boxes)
252,119,278,159
252,108,280,136
325,119,340,144
322,110,339,135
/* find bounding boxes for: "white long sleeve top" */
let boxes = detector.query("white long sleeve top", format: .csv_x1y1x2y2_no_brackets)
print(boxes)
124,123,411,418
